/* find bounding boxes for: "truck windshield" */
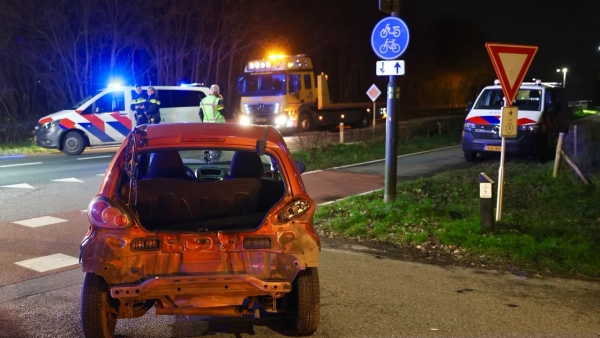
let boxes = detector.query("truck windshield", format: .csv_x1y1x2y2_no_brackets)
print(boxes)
238,73,286,97
474,89,542,111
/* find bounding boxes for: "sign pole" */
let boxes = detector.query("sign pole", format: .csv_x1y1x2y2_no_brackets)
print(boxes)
373,101,376,130
496,100,507,222
384,3,399,202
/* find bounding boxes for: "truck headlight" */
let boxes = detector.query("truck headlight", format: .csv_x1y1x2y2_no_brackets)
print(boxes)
240,116,251,125
275,115,287,126
274,103,280,113
243,104,249,114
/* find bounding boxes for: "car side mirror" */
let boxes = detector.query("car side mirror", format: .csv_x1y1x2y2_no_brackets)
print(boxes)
295,161,306,174
466,101,473,111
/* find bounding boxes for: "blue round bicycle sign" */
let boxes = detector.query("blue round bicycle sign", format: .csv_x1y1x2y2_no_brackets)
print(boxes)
371,17,410,60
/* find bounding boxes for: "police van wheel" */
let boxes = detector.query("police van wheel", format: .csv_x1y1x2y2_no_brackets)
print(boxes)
62,131,85,156
464,151,477,162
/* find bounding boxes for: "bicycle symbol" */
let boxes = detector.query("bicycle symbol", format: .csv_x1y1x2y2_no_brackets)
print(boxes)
380,24,401,38
379,39,401,54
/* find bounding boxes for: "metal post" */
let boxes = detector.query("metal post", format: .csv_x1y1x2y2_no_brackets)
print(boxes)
340,122,344,144
574,125,578,157
495,97,509,222
373,101,376,130
384,4,400,203
479,172,495,232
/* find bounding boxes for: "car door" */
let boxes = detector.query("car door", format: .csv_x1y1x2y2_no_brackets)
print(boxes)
80,90,131,145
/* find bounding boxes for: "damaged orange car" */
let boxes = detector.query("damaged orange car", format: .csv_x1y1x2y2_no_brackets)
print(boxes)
79,122,321,337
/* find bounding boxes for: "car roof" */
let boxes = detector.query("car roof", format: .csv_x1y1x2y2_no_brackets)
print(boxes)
141,122,286,150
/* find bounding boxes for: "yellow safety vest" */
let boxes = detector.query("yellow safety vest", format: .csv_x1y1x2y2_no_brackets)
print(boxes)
200,95,225,122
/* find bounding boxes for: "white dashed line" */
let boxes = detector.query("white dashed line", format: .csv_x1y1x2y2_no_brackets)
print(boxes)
77,155,112,160
0,183,34,189
15,253,80,272
51,178,84,183
0,162,42,168
96,174,105,176
12,216,68,228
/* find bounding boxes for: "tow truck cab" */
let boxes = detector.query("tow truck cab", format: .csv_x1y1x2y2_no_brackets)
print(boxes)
237,54,374,132
461,80,569,161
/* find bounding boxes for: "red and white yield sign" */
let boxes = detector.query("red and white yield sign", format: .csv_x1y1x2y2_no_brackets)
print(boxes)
485,43,538,106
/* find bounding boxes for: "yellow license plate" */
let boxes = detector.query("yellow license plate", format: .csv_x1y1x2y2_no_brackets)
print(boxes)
485,145,502,151
256,118,267,122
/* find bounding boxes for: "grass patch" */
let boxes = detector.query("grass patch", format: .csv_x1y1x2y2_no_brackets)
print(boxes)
315,160,600,277
0,140,59,156
291,131,461,171
571,108,599,120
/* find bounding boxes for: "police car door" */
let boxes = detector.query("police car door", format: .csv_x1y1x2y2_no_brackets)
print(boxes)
83,90,132,146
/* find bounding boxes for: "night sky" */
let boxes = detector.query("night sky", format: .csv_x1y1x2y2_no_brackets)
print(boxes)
284,0,600,101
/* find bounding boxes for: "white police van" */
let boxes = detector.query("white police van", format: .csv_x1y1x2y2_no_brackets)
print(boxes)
35,85,210,155
462,80,569,161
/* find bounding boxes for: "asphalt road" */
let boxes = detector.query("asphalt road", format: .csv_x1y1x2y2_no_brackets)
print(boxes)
1,120,600,337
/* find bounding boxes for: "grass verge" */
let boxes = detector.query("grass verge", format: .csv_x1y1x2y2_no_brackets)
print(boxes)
0,141,59,156
314,160,600,278
291,131,461,171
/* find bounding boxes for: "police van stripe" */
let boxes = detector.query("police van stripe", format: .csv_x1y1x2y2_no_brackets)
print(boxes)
106,121,131,138
79,123,115,143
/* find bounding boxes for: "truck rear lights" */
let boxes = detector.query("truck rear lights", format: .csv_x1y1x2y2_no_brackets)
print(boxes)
88,196,133,229
244,237,272,249
277,200,311,222
131,238,160,251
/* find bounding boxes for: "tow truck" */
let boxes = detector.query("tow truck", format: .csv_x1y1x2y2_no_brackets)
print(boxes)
237,54,380,131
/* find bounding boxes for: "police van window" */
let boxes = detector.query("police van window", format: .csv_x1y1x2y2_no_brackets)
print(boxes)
474,89,541,111
545,89,560,113
304,74,312,89
85,91,125,114
156,90,173,108
171,90,203,107
288,74,301,93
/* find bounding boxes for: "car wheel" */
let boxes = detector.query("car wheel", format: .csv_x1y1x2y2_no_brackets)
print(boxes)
80,273,118,338
464,151,477,162
287,267,320,336
62,131,85,156
297,113,313,132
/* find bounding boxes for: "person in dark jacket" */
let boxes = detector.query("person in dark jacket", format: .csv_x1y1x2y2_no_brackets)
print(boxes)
130,84,148,126
144,87,161,124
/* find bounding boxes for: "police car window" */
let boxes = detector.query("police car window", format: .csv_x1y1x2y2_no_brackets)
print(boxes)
88,91,125,114
156,90,172,108
171,90,203,107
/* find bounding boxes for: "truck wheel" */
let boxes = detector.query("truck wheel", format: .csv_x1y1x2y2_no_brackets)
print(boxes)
464,151,477,162
61,131,85,156
297,113,314,132
286,267,320,336
80,273,118,338
352,113,369,128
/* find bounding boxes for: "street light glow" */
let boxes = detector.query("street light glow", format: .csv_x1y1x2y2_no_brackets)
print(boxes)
562,68,567,73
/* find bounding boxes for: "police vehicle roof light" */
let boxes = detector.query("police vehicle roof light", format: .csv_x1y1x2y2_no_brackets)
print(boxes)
493,79,500,85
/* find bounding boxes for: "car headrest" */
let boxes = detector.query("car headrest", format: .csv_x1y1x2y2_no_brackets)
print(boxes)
146,151,187,180
229,151,264,179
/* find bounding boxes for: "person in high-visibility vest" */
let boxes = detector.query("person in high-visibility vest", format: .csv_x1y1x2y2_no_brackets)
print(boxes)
199,84,226,122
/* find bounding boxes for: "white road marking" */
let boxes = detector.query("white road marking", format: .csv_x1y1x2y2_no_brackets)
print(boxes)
51,178,84,183
77,155,112,160
96,174,105,176
80,210,87,212
12,216,68,228
15,253,80,272
0,183,34,189
0,162,42,168
318,188,383,206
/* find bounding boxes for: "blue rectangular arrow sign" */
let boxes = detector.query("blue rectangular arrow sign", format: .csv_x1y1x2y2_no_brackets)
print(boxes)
376,60,405,76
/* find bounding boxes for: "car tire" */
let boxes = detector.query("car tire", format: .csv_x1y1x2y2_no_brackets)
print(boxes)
61,131,85,156
287,267,320,336
80,273,118,338
464,151,477,162
297,113,314,132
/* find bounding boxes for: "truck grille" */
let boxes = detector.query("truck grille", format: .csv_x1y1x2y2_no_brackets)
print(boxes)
247,104,276,115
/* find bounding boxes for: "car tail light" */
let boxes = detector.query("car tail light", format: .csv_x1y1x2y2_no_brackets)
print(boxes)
277,199,311,222
88,196,133,229
244,237,272,249
131,238,160,251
